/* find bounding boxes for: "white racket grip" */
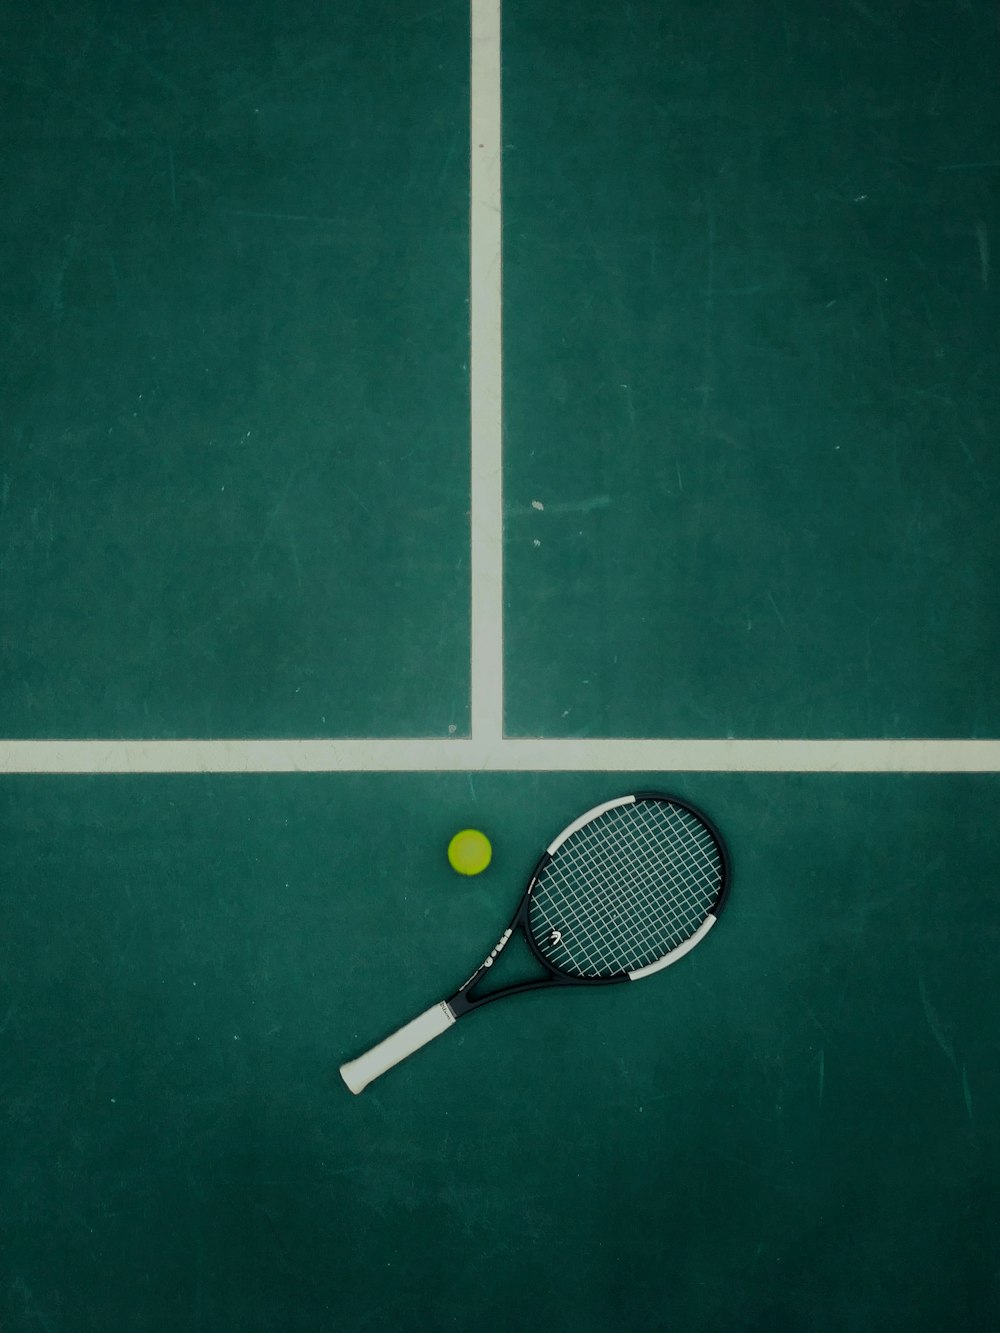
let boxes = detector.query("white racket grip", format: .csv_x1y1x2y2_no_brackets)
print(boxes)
340,1001,456,1094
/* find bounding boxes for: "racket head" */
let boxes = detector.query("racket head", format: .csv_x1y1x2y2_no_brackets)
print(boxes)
524,791,730,982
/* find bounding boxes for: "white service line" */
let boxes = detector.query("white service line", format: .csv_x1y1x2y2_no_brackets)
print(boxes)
469,0,504,745
1,738,998,773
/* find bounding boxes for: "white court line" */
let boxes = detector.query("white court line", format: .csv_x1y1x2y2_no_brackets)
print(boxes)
469,0,504,743
1,738,998,773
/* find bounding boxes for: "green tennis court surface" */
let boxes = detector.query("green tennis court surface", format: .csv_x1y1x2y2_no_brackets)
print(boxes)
2,0,999,1330
2,775,999,1330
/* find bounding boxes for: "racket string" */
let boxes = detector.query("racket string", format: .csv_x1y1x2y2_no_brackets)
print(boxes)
546,809,712,968
529,800,723,977
549,828,678,972
535,816,717,973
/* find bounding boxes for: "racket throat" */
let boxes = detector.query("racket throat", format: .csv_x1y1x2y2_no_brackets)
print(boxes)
448,923,571,1016
447,972,570,1018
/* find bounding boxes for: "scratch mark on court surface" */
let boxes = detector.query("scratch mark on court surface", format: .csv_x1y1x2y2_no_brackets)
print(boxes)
436,127,461,189
767,591,786,628
343,485,372,517
817,1048,825,1106
107,251,124,306
46,235,80,321
617,1057,636,1090
961,1064,973,1120
285,526,302,588
917,972,957,1068
698,204,717,431
957,437,987,486
225,209,342,225
250,470,305,585
917,972,975,1118
975,222,990,290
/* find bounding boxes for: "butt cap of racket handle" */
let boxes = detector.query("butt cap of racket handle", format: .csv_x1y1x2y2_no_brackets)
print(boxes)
340,1001,456,1094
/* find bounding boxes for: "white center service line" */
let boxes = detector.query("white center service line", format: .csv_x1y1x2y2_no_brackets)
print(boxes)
469,0,504,745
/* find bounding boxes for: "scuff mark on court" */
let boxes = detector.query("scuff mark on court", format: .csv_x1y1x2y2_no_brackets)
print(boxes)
975,221,990,290
917,971,957,1068
961,1064,973,1120
817,1048,825,1106
917,972,976,1118
508,496,611,517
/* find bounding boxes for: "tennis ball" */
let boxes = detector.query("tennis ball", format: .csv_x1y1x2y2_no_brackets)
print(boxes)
447,828,492,876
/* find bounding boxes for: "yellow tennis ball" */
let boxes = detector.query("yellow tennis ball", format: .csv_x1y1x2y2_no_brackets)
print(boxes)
447,828,492,876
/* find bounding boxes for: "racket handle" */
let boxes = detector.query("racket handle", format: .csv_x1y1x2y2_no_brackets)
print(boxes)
340,1002,456,1094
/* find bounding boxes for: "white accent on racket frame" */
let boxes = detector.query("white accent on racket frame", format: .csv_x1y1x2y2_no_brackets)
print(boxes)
340,1002,456,1095
627,914,717,980
546,794,637,854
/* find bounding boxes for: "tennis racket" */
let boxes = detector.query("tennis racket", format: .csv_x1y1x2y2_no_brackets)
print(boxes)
340,791,730,1094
